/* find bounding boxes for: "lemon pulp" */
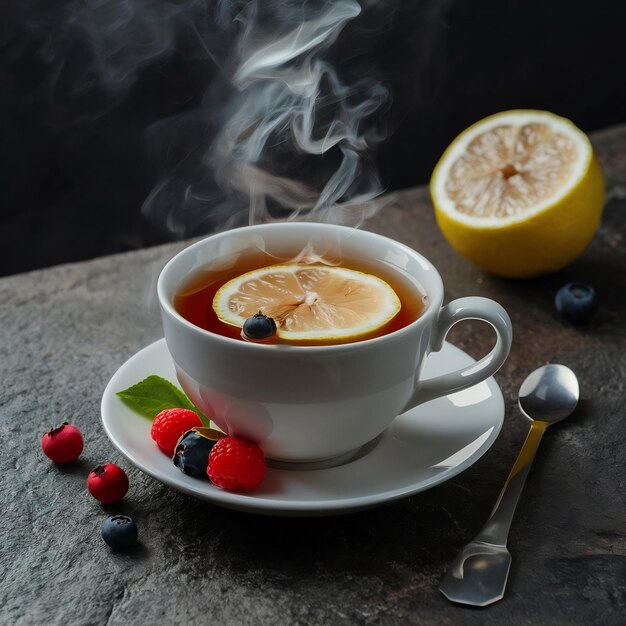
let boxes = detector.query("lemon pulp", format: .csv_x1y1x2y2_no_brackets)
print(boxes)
213,264,401,343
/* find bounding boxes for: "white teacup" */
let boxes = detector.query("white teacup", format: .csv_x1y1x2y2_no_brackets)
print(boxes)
158,223,512,463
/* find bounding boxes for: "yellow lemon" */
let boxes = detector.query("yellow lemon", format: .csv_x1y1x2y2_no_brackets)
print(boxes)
430,110,605,278
213,264,401,343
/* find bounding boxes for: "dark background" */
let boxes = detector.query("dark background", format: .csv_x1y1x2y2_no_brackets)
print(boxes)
2,0,626,277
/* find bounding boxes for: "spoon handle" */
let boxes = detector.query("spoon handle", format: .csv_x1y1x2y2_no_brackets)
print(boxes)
474,420,549,546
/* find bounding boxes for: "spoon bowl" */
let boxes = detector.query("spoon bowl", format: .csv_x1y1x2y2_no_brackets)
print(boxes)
518,364,579,424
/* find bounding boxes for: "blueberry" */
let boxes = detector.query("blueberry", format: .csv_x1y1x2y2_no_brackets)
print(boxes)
555,282,598,323
173,429,216,477
242,311,277,340
101,515,138,550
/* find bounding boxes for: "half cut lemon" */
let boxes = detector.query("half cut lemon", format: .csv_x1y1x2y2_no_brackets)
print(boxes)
430,110,604,278
213,264,401,343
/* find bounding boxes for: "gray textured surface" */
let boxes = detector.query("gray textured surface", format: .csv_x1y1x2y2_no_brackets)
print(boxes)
1,126,625,625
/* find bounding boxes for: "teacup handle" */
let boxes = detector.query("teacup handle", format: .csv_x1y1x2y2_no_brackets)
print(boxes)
404,297,513,409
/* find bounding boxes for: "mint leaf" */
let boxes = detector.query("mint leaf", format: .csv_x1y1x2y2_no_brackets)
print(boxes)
116,375,209,426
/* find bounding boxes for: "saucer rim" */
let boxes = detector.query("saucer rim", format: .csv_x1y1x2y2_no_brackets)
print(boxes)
101,339,504,516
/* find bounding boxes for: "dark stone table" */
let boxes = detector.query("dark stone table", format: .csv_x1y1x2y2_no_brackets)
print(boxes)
2,126,625,625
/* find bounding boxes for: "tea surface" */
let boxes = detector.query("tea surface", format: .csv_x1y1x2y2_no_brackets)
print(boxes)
174,249,428,345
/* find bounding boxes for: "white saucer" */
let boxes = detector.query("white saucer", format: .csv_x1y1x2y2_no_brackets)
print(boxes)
101,339,504,517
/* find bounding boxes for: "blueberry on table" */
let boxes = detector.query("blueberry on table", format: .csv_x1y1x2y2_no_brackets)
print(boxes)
555,282,598,323
101,515,138,550
242,311,277,341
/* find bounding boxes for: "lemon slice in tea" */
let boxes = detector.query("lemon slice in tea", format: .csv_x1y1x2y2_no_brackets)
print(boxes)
213,264,401,343
430,110,604,278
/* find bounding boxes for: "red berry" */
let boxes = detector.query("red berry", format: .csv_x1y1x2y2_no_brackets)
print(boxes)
87,464,129,504
41,422,84,463
207,437,266,491
150,408,202,456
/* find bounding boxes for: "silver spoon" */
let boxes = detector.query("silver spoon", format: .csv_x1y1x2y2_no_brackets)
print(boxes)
439,364,579,607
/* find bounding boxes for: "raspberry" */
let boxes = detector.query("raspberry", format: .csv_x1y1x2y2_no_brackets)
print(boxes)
150,408,202,456
87,464,129,504
207,437,266,491
41,422,84,463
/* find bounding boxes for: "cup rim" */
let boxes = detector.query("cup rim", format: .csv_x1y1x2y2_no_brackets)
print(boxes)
157,223,444,354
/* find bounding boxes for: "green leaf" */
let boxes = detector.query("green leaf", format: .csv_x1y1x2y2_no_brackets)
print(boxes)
116,375,209,426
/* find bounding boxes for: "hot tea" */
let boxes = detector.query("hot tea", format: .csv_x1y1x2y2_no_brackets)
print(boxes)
174,248,428,346
159,223,512,461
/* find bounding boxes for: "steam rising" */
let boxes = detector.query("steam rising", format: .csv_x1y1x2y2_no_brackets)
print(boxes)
13,1,391,234
147,0,389,231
